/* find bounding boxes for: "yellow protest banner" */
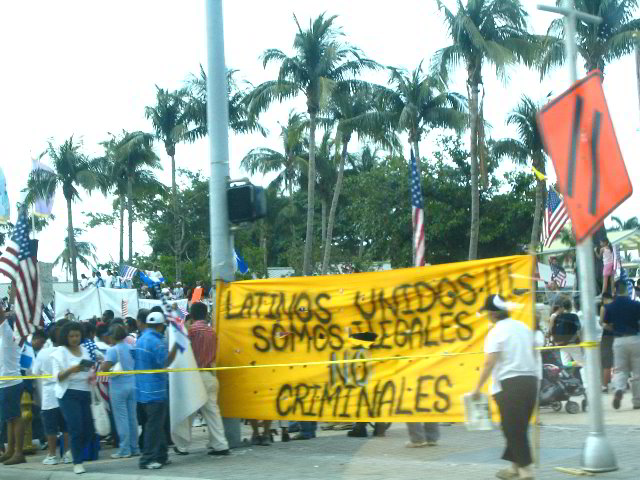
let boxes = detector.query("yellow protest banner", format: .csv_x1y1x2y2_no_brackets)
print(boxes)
216,255,534,422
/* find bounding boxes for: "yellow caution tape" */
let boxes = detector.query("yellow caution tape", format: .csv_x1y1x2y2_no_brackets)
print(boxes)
0,341,599,381
554,467,595,476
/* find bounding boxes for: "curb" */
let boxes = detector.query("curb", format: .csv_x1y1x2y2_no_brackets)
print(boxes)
0,468,203,480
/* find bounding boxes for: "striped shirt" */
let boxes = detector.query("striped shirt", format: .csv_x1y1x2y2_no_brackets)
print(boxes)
188,320,216,368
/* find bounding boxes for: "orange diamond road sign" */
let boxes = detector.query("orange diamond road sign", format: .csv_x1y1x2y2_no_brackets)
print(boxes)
537,70,632,242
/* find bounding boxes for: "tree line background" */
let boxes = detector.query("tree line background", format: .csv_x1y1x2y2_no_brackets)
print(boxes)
3,1,637,291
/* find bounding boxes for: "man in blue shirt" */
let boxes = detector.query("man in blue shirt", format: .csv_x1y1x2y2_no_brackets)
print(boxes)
135,309,178,470
603,281,640,410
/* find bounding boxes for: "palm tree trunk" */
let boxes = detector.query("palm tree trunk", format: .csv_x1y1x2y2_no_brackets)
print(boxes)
468,82,480,261
119,194,125,266
66,197,79,292
127,176,134,262
171,153,182,282
320,199,327,250
529,155,545,252
322,138,349,274
412,139,421,176
302,111,317,276
530,179,545,252
261,226,268,278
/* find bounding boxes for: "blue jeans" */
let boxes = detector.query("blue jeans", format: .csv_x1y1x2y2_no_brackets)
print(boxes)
58,389,94,464
110,382,139,456
299,421,317,439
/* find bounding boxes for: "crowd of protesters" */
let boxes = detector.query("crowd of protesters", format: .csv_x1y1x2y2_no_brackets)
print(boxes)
2,262,640,479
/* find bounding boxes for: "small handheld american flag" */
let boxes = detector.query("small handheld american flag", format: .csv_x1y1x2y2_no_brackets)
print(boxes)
551,264,567,288
121,299,129,317
0,209,43,342
409,149,426,267
542,187,569,248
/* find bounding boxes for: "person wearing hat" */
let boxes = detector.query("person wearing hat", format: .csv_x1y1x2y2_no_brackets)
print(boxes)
471,295,538,480
134,308,179,470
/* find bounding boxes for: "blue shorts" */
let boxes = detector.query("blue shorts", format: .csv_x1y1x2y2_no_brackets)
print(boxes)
41,407,68,436
0,382,24,423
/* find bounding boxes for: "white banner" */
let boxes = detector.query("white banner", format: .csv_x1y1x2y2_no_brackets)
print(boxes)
139,298,188,313
168,323,207,449
54,287,140,320
98,288,139,318
55,287,101,320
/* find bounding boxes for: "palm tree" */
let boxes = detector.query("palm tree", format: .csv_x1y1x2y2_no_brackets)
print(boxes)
247,13,378,275
434,0,536,260
539,0,640,77
54,229,97,281
145,87,189,281
377,63,467,172
185,65,266,138
27,137,96,291
117,131,161,262
636,42,640,114
241,111,308,250
320,82,398,273
312,131,337,251
494,95,547,251
96,132,162,264
610,215,640,231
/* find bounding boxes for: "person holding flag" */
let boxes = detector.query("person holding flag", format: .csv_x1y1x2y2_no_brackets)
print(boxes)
0,306,26,465
134,308,179,470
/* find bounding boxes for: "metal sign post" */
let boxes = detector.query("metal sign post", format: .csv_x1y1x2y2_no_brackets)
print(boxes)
537,0,617,472
205,0,234,283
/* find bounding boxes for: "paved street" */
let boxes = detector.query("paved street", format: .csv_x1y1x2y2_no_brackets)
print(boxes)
1,392,639,480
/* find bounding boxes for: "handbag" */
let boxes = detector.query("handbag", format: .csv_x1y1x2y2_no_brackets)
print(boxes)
91,387,111,436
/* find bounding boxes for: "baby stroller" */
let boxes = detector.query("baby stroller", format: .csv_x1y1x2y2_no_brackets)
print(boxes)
539,362,586,414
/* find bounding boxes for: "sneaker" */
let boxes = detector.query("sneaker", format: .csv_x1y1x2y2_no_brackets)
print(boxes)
495,467,518,479
142,462,163,469
405,440,428,448
613,390,623,410
347,429,368,438
42,454,59,465
73,464,86,474
63,451,73,464
208,449,230,456
426,440,438,446
173,446,189,455
110,453,131,459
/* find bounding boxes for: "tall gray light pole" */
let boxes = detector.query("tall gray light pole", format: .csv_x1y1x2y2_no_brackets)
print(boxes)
538,0,617,472
206,0,234,283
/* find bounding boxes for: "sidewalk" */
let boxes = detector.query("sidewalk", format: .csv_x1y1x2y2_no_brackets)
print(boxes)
2,392,638,480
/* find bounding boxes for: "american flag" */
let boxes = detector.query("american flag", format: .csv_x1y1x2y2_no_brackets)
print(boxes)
0,209,42,342
121,299,129,317
541,187,569,248
551,264,567,288
119,264,137,281
409,149,425,267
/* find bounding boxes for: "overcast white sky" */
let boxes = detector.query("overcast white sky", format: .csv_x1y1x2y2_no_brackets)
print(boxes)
1,0,638,280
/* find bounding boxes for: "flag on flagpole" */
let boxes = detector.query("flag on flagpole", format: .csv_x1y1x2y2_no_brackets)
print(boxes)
234,250,249,274
31,158,55,217
541,187,569,248
119,264,138,281
0,167,9,223
409,149,426,267
0,209,43,342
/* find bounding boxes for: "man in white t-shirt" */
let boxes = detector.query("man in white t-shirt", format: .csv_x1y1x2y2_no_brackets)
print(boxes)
0,307,26,465
472,295,538,480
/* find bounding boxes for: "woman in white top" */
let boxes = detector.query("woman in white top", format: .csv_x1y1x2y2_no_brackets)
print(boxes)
471,295,538,480
51,322,96,475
